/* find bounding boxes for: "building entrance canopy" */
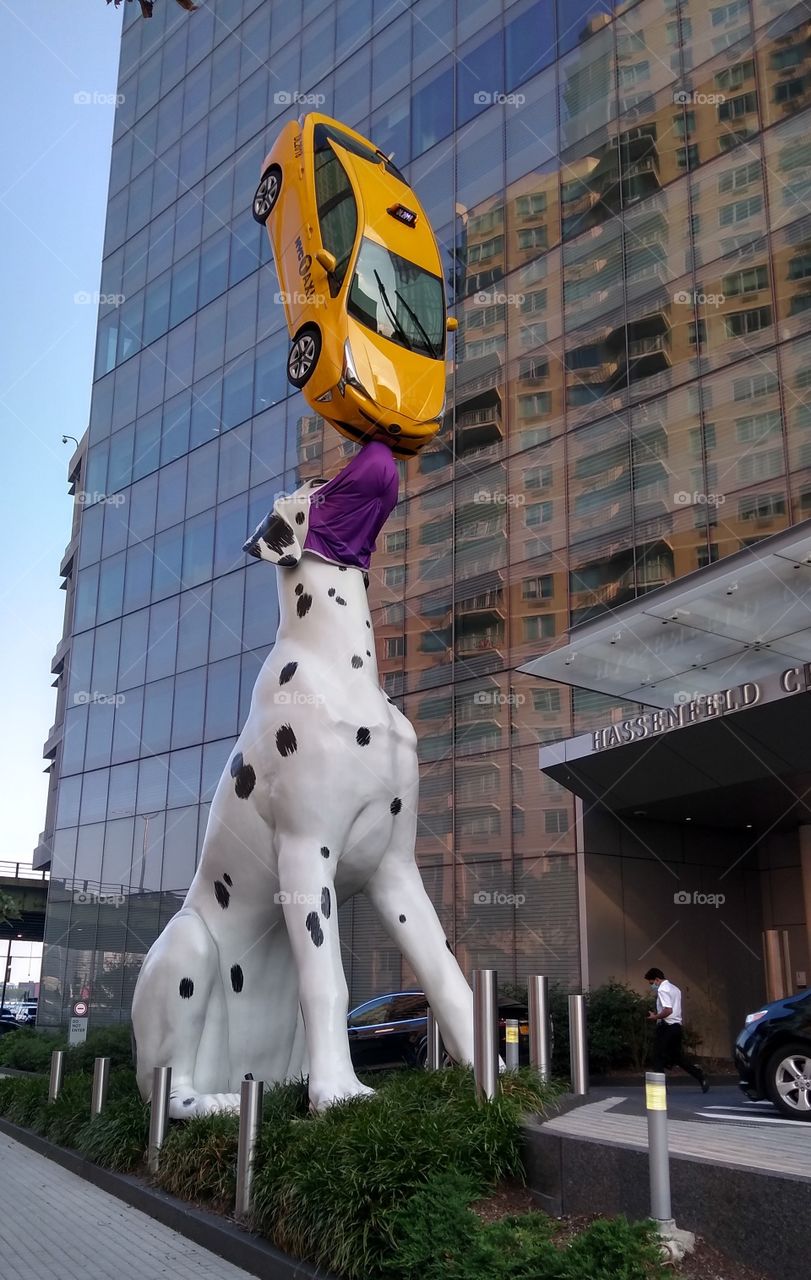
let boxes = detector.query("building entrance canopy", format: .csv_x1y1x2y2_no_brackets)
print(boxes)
519,523,811,708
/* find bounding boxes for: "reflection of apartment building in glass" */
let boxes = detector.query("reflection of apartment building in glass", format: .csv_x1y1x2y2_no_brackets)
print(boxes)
35,1,811,1051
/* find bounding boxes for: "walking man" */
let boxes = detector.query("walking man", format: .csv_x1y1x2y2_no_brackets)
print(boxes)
644,967,709,1092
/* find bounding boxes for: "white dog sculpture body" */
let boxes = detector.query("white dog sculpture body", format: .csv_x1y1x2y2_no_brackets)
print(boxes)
132,446,475,1116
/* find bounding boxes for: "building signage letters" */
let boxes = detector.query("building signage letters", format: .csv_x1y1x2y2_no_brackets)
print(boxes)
591,664,811,753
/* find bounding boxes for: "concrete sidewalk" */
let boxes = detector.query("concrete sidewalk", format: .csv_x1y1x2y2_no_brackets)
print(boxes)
0,1132,255,1280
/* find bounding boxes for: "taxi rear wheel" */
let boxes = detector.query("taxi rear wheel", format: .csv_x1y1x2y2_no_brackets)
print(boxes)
287,326,322,388
252,165,282,224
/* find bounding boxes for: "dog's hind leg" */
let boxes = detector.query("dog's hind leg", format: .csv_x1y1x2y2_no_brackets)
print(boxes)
132,909,238,1119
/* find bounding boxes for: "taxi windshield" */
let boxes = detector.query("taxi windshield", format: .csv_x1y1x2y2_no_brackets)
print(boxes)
348,239,444,359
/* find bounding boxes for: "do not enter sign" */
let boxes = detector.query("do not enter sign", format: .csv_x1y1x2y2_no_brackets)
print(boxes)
72,1000,89,1017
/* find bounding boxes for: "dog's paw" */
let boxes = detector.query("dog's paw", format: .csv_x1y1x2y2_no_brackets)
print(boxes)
308,1076,375,1113
169,1090,240,1119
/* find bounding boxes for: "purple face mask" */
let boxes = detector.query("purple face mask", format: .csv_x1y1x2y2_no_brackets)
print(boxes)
303,441,399,570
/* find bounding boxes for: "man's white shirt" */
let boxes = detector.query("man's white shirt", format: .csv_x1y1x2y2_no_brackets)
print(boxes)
655,979,682,1024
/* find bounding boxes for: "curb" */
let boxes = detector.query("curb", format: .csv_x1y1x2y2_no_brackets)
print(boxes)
0,1116,334,1280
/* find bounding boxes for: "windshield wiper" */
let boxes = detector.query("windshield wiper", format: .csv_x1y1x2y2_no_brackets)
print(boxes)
394,288,438,357
373,270,413,350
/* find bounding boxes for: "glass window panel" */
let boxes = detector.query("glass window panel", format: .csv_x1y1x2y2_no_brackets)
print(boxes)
107,762,139,820
118,609,149,690
112,683,144,763
207,98,237,171
80,768,109,825
176,584,212,672
179,120,207,189
160,391,191,467
250,405,286,485
148,206,175,280
137,340,167,415
229,208,262,287
128,472,158,544
169,252,199,328
74,562,100,633
142,272,171,346
137,755,170,814
173,191,203,260
243,559,279,649
186,439,219,518
61,707,88,777
198,229,230,307
371,90,410,169
237,67,270,147
89,371,115,444
117,292,143,364
209,572,245,660
79,501,104,566
225,274,259,363
56,775,82,828
372,14,411,110
202,161,234,241
182,511,215,588
67,632,94,705
218,423,252,501
557,0,614,56
132,409,162,482
156,457,188,531
171,666,206,749
152,525,184,600
221,359,254,431
458,29,505,126
194,294,228,380
74,822,104,885
201,738,233,802
162,805,198,893
102,491,130,559
123,225,149,296
334,48,370,124
167,747,202,809
413,0,453,78
506,0,556,88
190,374,223,446
107,424,134,493
204,655,241,741
101,817,135,891
253,332,288,415
141,676,174,754
91,619,121,697
213,493,249,578
84,699,115,770
183,58,211,130
97,552,126,624
146,596,180,682
112,356,139,431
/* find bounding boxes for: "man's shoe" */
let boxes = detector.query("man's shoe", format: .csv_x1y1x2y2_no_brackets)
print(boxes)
700,1074,710,1094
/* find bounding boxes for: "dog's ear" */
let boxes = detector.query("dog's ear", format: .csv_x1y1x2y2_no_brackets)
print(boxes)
243,507,303,567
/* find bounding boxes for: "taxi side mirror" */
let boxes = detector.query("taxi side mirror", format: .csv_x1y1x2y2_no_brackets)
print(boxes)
446,316,459,332
316,249,337,274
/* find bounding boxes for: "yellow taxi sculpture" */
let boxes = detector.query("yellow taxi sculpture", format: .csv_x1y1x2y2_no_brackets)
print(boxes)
252,114,456,458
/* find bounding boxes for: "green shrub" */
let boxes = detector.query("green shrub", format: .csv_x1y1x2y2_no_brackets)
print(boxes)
40,1075,92,1147
503,981,657,1076
66,1025,134,1075
157,1112,239,1209
0,1074,49,1128
563,1216,666,1279
75,1091,149,1173
0,1029,65,1072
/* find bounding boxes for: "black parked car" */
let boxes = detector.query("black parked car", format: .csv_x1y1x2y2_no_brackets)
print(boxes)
347,991,534,1072
734,990,811,1120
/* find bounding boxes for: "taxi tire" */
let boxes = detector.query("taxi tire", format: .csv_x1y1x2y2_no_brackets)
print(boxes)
252,165,282,224
765,1041,811,1120
287,325,322,388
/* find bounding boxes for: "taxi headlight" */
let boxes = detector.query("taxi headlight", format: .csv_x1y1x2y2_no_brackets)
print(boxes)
342,340,370,397
744,1009,768,1026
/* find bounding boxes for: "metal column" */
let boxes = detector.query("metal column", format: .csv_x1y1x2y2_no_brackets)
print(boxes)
235,1078,264,1219
645,1072,673,1226
147,1065,172,1174
48,1050,64,1104
90,1056,110,1117
528,975,551,1082
568,993,588,1095
426,1008,443,1069
473,968,499,1101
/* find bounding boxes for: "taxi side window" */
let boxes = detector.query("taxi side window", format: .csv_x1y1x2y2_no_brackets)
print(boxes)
314,142,358,295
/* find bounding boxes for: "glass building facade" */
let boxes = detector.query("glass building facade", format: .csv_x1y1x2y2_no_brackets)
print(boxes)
36,0,811,1025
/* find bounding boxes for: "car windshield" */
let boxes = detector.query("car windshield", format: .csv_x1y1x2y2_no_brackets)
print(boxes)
348,239,444,358
313,122,407,184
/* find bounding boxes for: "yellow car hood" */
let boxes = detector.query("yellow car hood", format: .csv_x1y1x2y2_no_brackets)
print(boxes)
346,317,444,423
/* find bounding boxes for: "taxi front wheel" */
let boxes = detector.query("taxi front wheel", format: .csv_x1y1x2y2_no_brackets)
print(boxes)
252,165,282,224
287,325,322,388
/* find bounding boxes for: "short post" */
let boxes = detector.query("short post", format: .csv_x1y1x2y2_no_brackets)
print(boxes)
473,968,499,1102
235,1077,264,1219
147,1065,172,1175
528,975,551,1082
48,1050,64,1104
505,1018,520,1070
90,1056,110,1117
568,993,589,1095
645,1072,672,1225
426,1008,443,1069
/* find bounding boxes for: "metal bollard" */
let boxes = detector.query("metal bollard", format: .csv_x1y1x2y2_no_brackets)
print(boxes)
426,1008,443,1070
528,975,551,1082
505,1018,519,1070
235,1077,264,1219
90,1056,111,1117
473,968,499,1102
645,1072,673,1226
147,1065,172,1175
568,993,589,1095
48,1050,64,1104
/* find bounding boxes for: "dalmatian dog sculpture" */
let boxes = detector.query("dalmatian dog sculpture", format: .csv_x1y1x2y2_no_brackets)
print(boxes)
132,442,476,1116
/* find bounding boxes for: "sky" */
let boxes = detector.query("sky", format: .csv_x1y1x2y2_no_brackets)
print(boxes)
0,1,124,866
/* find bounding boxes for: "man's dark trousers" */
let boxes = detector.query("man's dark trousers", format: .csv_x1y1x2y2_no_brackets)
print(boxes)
653,1022,705,1083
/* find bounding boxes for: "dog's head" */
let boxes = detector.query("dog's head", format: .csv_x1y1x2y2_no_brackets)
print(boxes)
243,479,326,567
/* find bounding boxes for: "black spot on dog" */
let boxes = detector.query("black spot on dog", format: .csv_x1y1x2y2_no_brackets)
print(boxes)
336,595,347,606
351,655,364,669
295,511,305,525
366,619,371,628
356,727,371,746
366,650,371,657
179,978,194,998
279,661,298,685
244,1072,253,1080
234,761,256,799
183,1097,194,1107
297,592,313,618
230,964,244,993
223,873,233,887
295,582,304,595
230,752,244,777
214,880,230,909
276,724,298,757
399,914,406,924
391,797,402,815
278,554,297,567
321,886,332,918
328,587,336,597
321,845,330,859
363,572,370,590
446,939,453,953
261,514,295,556
338,565,347,572
306,912,324,947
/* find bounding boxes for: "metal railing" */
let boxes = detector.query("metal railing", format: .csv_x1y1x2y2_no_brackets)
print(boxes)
0,862,49,882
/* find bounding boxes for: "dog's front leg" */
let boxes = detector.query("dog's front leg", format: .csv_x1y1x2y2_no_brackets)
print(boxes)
277,836,374,1111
